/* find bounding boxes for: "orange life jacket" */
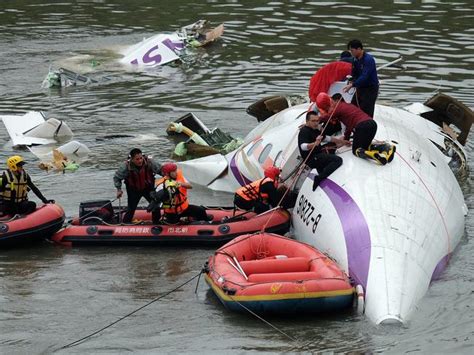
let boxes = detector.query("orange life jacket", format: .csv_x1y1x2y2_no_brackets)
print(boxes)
159,171,189,214
235,177,276,202
155,169,186,188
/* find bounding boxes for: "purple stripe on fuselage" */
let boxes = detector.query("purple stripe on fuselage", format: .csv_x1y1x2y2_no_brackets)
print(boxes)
230,153,253,186
431,253,451,281
309,174,371,290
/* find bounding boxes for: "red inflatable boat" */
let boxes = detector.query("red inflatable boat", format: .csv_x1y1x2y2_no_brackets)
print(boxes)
0,204,65,247
51,201,290,247
205,233,354,314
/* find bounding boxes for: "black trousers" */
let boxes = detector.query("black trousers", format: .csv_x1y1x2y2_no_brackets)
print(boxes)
123,189,160,224
352,85,379,117
234,194,270,214
1,200,37,216
352,120,377,153
165,204,208,223
307,153,343,180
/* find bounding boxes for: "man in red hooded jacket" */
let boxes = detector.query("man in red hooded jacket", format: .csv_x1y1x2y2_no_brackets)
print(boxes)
316,93,395,165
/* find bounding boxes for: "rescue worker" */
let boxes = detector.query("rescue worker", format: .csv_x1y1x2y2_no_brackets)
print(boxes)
316,92,395,164
234,166,281,214
156,162,209,223
298,111,348,191
343,39,379,117
113,148,162,224
0,155,54,216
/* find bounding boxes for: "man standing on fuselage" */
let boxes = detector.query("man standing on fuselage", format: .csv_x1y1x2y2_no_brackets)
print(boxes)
343,39,379,117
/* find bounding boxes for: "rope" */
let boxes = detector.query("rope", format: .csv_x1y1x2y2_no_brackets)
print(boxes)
227,294,299,343
80,216,146,227
394,151,452,258
206,265,330,352
259,96,344,233
118,197,123,224
0,213,22,222
57,272,201,350
235,109,309,186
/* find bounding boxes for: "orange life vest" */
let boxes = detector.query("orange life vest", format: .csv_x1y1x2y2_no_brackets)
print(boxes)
159,171,189,214
235,177,276,202
155,169,186,188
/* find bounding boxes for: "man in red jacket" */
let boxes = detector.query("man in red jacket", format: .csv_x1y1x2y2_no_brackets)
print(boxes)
113,148,162,223
316,93,395,165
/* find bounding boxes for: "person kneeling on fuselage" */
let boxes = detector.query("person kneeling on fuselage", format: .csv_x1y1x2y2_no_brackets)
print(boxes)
316,92,395,165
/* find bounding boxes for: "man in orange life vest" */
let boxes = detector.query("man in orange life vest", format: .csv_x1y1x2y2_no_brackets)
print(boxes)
0,155,54,216
234,166,281,214
113,148,162,224
154,162,209,223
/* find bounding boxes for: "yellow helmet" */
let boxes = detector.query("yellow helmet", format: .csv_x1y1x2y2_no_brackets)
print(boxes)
7,155,25,172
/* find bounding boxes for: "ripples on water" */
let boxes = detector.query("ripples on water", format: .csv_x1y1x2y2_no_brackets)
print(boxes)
0,1,473,353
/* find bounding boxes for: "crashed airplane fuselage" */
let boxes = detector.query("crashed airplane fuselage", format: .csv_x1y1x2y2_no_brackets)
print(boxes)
178,93,470,324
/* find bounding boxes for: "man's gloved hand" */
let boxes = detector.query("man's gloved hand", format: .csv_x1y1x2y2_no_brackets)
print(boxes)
165,180,180,188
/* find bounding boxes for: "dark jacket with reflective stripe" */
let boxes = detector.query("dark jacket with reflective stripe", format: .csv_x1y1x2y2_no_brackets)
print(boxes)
0,170,47,203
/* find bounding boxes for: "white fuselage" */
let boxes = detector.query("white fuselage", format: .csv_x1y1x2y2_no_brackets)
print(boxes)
178,101,468,324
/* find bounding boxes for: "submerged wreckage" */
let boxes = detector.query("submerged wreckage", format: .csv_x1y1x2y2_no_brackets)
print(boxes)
0,111,90,172
120,20,224,68
166,113,242,160
42,20,224,88
178,89,472,324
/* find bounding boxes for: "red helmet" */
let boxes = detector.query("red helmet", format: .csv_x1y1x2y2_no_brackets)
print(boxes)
161,163,177,175
264,166,280,180
316,92,331,112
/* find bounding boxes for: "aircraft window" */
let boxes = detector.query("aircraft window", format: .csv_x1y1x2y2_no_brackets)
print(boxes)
247,139,262,155
258,143,273,164
274,150,283,166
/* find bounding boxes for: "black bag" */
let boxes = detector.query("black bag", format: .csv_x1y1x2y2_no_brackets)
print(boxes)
79,200,114,222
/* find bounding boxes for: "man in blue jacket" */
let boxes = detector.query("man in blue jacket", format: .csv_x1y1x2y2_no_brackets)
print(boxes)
343,39,379,117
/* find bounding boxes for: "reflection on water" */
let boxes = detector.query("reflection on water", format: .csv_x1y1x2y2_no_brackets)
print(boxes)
0,0,473,353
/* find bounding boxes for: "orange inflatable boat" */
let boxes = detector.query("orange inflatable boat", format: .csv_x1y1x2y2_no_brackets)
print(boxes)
0,204,65,247
51,201,290,247
205,233,354,314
